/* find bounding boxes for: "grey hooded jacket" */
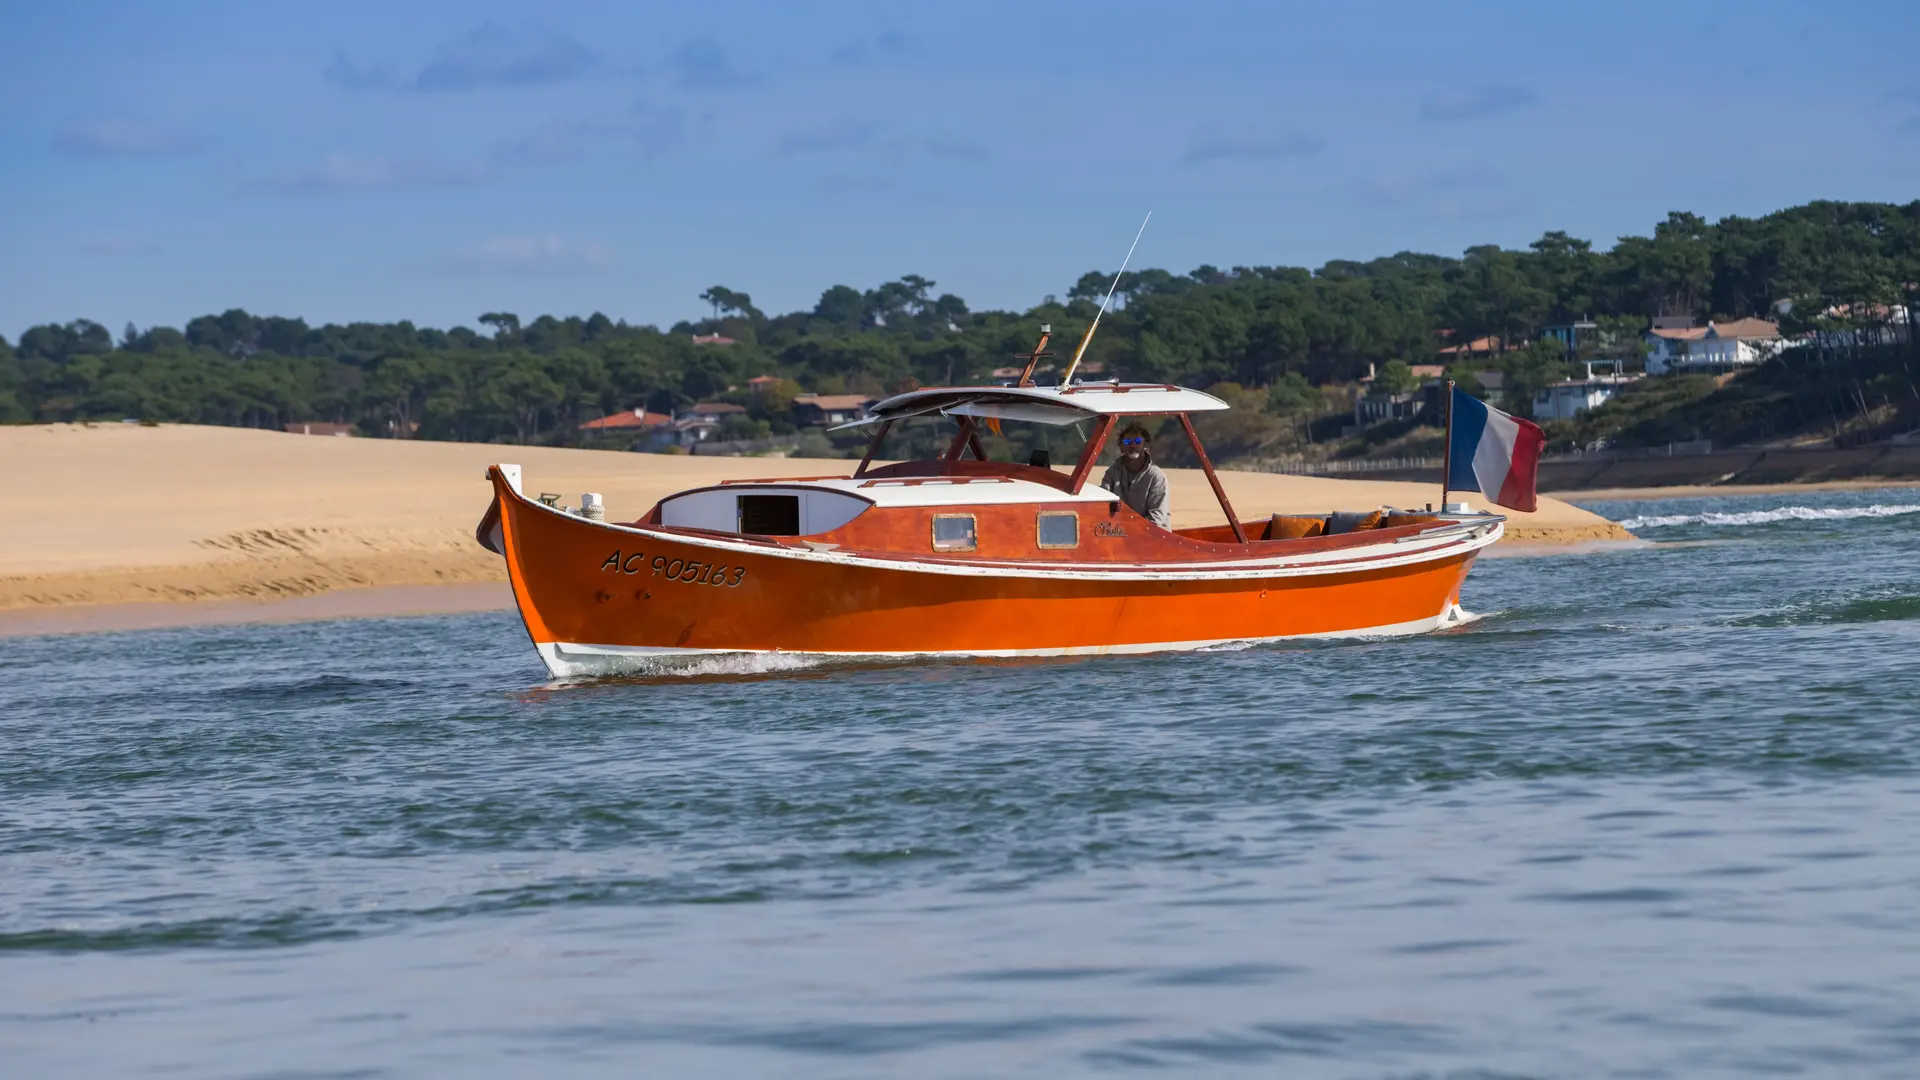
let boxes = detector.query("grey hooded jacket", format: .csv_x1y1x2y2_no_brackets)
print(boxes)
1099,456,1171,529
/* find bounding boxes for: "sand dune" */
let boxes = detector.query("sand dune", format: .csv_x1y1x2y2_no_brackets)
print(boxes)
0,423,1631,612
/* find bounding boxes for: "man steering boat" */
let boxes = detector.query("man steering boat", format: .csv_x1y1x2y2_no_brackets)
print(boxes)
1099,421,1170,528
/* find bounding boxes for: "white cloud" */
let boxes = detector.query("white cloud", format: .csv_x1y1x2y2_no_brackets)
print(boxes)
774,119,882,157
440,235,615,276
325,24,598,93
1182,130,1325,165
1418,84,1537,123
246,154,492,194
53,120,203,157
80,236,159,256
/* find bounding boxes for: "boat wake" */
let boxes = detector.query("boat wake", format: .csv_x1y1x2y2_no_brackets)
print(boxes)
1617,503,1920,531
552,650,832,683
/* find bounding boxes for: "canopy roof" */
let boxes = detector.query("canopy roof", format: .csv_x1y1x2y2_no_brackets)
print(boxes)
837,384,1230,430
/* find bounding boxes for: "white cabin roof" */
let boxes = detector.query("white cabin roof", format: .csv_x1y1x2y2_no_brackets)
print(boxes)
843,383,1229,429
722,475,1114,508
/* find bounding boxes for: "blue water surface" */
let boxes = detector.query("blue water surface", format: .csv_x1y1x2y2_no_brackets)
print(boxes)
3,487,1919,1078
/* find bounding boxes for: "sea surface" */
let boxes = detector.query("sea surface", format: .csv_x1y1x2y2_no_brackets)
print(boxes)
5,487,1920,1079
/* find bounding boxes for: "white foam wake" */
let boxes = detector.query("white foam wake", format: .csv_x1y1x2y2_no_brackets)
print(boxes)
1617,503,1920,530
552,650,830,681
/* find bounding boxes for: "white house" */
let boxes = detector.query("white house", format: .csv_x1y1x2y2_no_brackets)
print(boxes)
1533,373,1639,421
1645,318,1784,375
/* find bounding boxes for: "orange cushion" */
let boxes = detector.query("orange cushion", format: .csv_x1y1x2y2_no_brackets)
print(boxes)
1268,514,1326,540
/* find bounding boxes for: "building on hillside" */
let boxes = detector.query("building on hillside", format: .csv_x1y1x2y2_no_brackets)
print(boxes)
578,408,672,434
1353,364,1450,426
1533,363,1642,422
745,374,783,394
1437,334,1526,360
1353,390,1426,425
791,393,874,427
1797,302,1915,350
1541,320,1598,356
686,401,748,422
691,333,736,346
1645,318,1784,375
668,416,720,448
284,421,355,436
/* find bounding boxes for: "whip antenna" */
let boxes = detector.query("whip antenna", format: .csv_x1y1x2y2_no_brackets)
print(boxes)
1063,211,1151,385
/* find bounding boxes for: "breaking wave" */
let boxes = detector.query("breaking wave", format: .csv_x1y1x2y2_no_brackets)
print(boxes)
1618,503,1920,531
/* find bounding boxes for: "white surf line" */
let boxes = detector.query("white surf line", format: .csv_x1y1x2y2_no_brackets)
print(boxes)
1617,503,1920,530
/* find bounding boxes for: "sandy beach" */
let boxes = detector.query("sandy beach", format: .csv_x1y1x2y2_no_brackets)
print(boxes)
1,423,1634,632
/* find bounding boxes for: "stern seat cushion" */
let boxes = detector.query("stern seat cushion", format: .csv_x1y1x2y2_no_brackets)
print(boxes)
1326,510,1386,534
1267,514,1327,540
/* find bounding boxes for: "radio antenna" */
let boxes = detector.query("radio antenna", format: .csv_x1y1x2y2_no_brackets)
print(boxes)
1062,211,1151,385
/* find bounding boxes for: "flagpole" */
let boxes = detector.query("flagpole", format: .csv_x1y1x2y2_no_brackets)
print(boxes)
1439,379,1454,512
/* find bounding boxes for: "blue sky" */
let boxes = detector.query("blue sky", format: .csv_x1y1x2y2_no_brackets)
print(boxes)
4,0,1917,339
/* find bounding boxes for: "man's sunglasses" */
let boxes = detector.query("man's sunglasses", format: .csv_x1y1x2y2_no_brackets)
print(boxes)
1119,436,1147,447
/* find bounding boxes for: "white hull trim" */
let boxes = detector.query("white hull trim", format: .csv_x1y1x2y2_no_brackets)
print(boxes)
506,493,1504,582
533,605,1474,678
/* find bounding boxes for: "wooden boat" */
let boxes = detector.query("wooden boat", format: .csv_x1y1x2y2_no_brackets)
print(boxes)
477,369,1503,677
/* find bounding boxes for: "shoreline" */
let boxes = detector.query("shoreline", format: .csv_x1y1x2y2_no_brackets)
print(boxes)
2,422,1635,637
1556,478,1920,502
0,582,515,639
8,425,1896,640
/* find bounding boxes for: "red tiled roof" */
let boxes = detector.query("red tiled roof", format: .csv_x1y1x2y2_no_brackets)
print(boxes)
579,408,671,430
1650,318,1780,342
692,333,736,346
793,394,873,411
1437,335,1522,355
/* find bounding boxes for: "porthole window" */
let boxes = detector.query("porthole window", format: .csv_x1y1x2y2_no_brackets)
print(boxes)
931,513,977,552
1036,511,1079,549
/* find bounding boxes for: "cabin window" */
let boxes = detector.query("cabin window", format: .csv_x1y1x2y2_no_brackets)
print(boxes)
1035,511,1079,549
931,513,977,552
738,494,800,535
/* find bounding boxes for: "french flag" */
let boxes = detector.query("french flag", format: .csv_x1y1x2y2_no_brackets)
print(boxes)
1446,385,1545,513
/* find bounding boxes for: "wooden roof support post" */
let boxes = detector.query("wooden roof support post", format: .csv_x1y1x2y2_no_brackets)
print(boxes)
854,419,892,477
1016,325,1053,388
942,417,977,463
1068,415,1116,494
967,428,988,462
1179,412,1247,543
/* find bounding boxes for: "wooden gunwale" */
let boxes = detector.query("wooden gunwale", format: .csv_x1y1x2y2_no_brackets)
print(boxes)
592,512,1485,573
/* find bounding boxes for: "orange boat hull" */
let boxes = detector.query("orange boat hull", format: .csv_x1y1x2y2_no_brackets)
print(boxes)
483,471,1495,676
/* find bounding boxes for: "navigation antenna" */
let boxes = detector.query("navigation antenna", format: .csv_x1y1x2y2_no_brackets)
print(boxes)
1014,324,1054,388
1062,211,1151,385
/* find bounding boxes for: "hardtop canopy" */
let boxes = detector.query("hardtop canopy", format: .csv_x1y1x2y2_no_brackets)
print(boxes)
835,383,1230,430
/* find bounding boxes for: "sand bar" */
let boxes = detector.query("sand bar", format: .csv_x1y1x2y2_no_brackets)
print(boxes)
1,423,1632,631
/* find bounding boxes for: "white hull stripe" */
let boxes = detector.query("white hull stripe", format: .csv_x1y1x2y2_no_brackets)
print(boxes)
532,607,1473,677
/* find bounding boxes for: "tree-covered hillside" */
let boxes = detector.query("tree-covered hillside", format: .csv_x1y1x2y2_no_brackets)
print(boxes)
3,200,1915,458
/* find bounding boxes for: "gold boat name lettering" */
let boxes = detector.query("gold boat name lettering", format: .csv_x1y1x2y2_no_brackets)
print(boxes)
600,550,746,587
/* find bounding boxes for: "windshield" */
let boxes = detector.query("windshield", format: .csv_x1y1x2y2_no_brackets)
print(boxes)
865,413,1100,471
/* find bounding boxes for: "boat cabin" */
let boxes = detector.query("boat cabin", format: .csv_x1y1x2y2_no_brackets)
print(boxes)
637,379,1440,563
